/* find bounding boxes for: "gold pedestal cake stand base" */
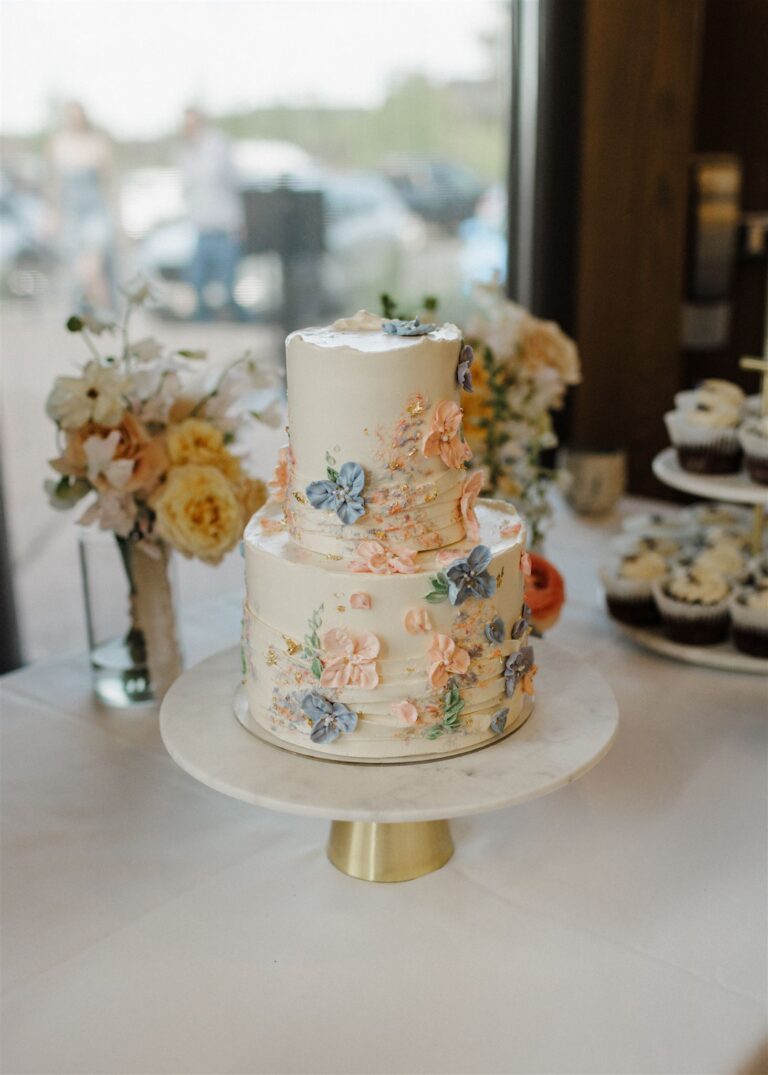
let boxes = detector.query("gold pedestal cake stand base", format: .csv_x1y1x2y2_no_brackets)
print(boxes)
327,819,454,882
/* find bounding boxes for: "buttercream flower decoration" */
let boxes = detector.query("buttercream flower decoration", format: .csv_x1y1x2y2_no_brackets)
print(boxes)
46,360,127,430
422,401,472,469
427,633,471,689
306,461,366,525
456,344,474,392
504,645,537,697
350,592,372,610
489,707,509,734
301,692,358,745
351,540,418,574
500,521,522,538
511,603,532,640
268,445,292,503
405,607,432,634
382,318,437,336
484,616,505,645
460,471,484,541
445,545,496,605
392,700,419,724
320,628,380,690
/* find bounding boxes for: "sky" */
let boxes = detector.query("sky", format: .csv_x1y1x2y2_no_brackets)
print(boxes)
1,0,504,138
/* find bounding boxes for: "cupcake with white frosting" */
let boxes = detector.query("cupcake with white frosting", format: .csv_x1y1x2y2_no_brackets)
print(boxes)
652,565,731,645
600,548,668,625
730,578,768,657
737,415,768,485
665,380,744,474
689,502,753,532
688,529,750,581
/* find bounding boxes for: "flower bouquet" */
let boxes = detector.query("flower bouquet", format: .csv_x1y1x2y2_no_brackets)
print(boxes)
45,280,282,704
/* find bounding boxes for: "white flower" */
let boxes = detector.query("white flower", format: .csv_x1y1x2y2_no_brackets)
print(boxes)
83,431,134,489
199,357,284,432
128,337,164,363
78,491,136,537
122,276,158,306
46,361,127,430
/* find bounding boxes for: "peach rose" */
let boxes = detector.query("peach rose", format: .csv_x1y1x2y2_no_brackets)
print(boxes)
166,418,241,481
51,413,168,495
422,400,472,470
404,608,432,635
460,470,484,541
427,633,470,689
320,628,380,690
152,464,243,564
524,553,565,632
518,317,581,386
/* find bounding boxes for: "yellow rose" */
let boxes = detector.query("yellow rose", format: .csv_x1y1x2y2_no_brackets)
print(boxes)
166,418,242,481
518,318,581,385
153,464,243,564
237,477,268,521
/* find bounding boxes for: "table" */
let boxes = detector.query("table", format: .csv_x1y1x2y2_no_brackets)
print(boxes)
2,498,766,1075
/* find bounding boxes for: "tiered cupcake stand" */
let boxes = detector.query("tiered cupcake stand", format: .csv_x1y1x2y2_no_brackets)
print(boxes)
160,641,618,882
608,446,768,675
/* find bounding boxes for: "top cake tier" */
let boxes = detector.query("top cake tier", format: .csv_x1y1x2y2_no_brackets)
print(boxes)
283,311,476,559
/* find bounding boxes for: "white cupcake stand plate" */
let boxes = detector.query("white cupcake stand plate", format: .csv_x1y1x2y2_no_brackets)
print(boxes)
160,641,618,882
652,447,768,505
611,619,768,675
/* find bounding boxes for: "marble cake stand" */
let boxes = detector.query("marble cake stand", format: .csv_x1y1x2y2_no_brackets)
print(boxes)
160,641,618,882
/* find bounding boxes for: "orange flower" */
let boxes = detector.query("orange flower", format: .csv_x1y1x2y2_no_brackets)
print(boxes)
459,471,484,541
427,633,470,689
524,553,566,632
320,628,380,690
422,400,472,470
51,413,168,495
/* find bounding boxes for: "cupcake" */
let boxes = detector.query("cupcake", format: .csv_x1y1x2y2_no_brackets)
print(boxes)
730,579,768,657
601,548,668,626
622,508,695,544
611,532,686,560
665,380,744,474
738,416,768,485
651,565,731,644
689,529,750,581
689,502,753,532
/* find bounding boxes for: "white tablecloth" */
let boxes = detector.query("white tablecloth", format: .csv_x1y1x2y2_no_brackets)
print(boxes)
2,500,766,1075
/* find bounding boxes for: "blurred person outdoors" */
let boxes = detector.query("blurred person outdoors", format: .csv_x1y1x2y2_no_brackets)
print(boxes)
47,101,116,313
180,107,244,321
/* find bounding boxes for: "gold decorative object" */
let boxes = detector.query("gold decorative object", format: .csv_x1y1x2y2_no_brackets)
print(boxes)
327,820,454,882
739,353,768,554
293,491,307,505
283,637,301,656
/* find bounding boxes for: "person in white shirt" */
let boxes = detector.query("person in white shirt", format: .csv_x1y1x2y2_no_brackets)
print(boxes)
180,107,244,320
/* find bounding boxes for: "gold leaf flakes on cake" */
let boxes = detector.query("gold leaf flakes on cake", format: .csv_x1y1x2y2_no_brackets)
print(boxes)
496,567,505,589
265,646,278,667
363,427,369,435
407,396,425,417
424,488,438,503
373,530,388,541
388,458,404,472
407,447,417,457
283,636,301,656
293,491,307,505
405,666,416,674
325,553,343,561
336,605,346,613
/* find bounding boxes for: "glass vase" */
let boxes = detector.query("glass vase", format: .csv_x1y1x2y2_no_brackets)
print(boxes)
78,531,183,708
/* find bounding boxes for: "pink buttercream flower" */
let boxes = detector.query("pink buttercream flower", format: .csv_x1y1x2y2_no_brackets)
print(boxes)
259,517,285,534
500,521,522,538
404,607,432,634
320,628,380,690
521,553,532,577
460,471,484,541
422,400,472,469
350,540,418,574
391,700,419,725
427,633,471,689
268,445,292,503
350,592,372,610
436,547,467,566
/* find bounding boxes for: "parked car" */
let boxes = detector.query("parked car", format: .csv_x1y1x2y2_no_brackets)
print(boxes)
382,158,487,229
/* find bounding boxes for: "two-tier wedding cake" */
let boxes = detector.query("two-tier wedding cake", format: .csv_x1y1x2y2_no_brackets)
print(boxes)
240,311,536,760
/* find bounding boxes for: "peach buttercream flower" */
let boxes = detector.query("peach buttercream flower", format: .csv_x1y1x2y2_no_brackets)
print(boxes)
268,445,292,503
460,470,484,541
320,628,380,690
391,700,419,725
350,592,372,610
350,540,418,574
422,400,472,469
152,464,243,564
427,633,470,689
404,607,432,634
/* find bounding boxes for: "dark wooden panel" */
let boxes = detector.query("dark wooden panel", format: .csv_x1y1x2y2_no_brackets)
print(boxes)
571,0,703,495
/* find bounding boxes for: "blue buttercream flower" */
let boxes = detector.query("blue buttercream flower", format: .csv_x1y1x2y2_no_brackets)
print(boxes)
489,707,509,734
511,603,532,640
503,645,535,697
456,344,474,392
301,692,358,745
382,318,437,336
485,616,505,644
306,461,366,525
445,545,496,605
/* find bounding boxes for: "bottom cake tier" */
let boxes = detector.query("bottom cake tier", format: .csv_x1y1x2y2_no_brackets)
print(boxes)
242,499,535,761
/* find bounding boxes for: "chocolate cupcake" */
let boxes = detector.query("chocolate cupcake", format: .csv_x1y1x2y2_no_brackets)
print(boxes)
690,529,750,582
737,417,768,485
730,580,768,658
601,549,668,626
651,566,731,645
666,380,744,474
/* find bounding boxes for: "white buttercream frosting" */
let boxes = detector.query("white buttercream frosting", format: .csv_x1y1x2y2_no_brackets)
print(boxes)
618,550,667,581
329,310,385,332
666,566,730,605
